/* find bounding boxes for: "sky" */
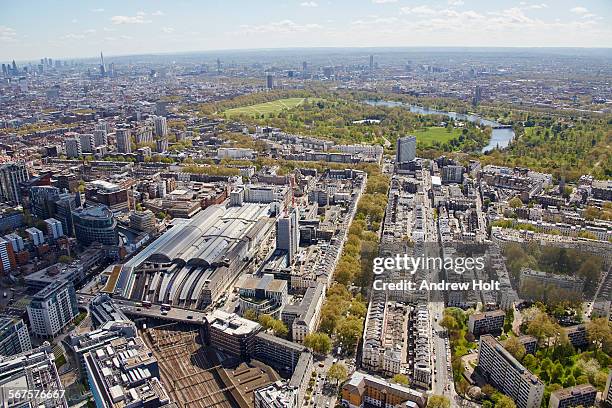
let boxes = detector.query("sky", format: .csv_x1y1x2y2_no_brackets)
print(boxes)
1,0,611,61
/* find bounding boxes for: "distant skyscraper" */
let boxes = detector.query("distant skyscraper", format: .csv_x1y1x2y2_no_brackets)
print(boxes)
99,51,105,76
217,58,221,74
79,133,95,153
155,101,169,116
396,136,417,163
156,138,168,153
302,61,308,72
266,74,274,89
153,116,168,137
65,138,82,158
277,209,300,264
136,128,153,144
93,130,107,147
472,85,482,106
116,129,131,153
0,162,30,204
18,77,28,92
0,237,17,273
44,218,64,240
369,55,374,71
26,227,44,246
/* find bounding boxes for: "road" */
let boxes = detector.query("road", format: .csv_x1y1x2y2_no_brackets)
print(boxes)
421,165,458,401
309,354,339,408
430,303,455,397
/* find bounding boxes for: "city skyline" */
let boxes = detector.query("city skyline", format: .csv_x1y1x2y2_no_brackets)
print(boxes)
1,0,612,61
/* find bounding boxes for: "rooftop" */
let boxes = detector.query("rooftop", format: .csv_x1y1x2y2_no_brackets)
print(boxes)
207,310,261,337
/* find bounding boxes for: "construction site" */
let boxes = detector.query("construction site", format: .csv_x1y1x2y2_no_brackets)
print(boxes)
140,322,281,408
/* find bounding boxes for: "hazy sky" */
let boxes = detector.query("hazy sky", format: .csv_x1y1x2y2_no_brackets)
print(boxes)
1,0,611,61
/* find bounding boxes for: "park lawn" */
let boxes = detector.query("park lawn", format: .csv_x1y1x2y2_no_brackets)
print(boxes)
224,97,321,118
413,126,462,146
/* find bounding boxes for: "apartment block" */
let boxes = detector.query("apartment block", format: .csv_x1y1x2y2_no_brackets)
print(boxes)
27,280,78,338
236,273,288,319
604,371,612,408
0,316,31,357
477,335,544,408
518,335,538,355
549,384,596,408
565,324,588,349
468,309,505,336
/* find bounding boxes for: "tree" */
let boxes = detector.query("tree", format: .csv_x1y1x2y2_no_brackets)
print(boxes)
526,311,558,347
550,362,564,384
327,363,348,385
243,309,257,321
586,317,612,352
392,374,410,386
258,314,288,338
504,336,526,361
58,255,73,264
440,314,458,331
494,394,517,408
522,354,537,371
509,196,523,208
304,332,332,355
336,316,363,352
504,307,514,334
481,384,496,398
427,395,450,408
563,374,576,388
270,320,288,338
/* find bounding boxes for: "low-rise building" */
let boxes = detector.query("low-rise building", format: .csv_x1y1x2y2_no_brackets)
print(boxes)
548,384,597,408
468,310,505,336
341,371,427,408
236,274,288,319
565,324,588,349
129,210,156,233
281,282,325,343
254,381,298,408
89,294,130,327
518,335,538,355
519,268,585,297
